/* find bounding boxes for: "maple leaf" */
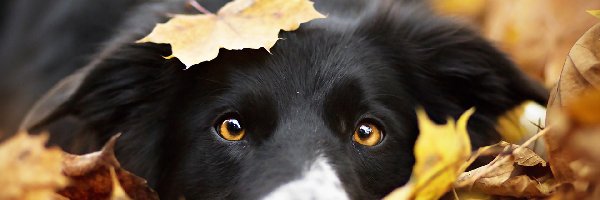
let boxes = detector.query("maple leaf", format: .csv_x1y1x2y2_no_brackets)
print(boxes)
138,0,325,68
385,108,474,200
0,132,67,200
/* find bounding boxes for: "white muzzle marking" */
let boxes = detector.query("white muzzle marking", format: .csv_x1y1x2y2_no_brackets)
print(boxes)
262,156,350,200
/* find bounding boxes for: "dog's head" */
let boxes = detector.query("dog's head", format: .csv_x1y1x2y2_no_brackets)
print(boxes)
22,1,547,199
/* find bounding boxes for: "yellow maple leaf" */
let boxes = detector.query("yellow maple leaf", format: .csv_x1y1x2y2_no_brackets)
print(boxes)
385,108,474,200
138,0,325,68
587,10,600,19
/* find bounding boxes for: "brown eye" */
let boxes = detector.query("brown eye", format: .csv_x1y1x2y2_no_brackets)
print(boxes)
353,122,383,146
218,118,245,141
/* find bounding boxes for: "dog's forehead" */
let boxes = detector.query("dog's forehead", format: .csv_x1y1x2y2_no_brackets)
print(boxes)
188,28,407,125
224,30,391,99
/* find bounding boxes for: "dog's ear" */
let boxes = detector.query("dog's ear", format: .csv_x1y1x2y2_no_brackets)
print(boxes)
20,43,182,152
356,1,547,145
358,1,547,112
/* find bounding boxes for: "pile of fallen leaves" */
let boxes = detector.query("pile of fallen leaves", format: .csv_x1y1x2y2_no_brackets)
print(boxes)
2,0,600,199
384,20,600,199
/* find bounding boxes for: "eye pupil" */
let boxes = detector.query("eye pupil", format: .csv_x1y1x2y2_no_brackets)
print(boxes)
357,125,372,139
225,119,243,134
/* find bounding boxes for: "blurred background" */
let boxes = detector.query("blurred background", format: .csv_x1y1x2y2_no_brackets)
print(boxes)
0,0,599,136
432,0,600,87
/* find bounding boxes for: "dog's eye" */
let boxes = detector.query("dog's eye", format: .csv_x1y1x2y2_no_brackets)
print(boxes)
217,118,246,141
353,122,383,147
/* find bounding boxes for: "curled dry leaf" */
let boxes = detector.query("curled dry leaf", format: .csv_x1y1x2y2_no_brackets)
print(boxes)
545,23,600,183
455,140,556,198
139,0,325,68
0,132,67,200
542,18,600,199
385,108,473,200
58,134,158,200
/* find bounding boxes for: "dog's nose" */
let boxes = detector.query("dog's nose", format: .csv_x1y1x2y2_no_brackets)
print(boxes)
261,156,350,200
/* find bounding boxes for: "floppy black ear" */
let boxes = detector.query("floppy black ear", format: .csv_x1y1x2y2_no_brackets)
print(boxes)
357,1,548,145
21,42,182,153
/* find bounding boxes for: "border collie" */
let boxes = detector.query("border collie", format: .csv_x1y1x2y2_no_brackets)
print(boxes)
0,0,547,199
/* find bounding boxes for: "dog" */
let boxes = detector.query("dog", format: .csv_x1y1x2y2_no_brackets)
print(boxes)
0,0,547,199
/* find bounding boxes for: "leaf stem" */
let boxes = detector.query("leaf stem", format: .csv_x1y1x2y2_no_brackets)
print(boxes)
187,0,214,15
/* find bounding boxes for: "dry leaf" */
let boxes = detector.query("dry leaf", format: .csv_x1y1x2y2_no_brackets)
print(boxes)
0,132,67,200
547,23,600,110
541,20,600,199
545,23,600,183
58,134,158,200
139,0,325,68
110,167,132,200
455,140,555,198
385,108,474,200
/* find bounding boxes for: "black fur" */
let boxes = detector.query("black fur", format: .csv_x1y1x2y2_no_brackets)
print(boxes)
0,0,547,199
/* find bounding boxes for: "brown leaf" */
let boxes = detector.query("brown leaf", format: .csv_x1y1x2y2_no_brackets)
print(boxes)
57,134,158,200
455,139,555,198
548,23,600,108
544,22,600,199
139,0,325,68
0,132,67,200
545,23,600,183
110,167,132,200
